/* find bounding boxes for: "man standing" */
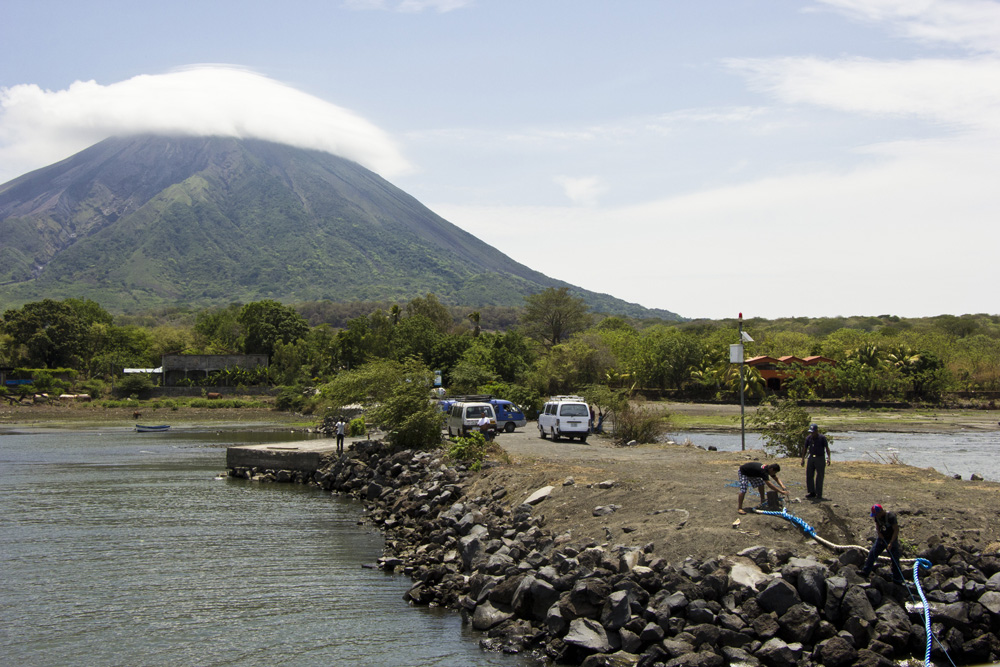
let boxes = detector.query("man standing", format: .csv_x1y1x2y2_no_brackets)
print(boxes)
800,424,832,500
477,412,495,442
860,504,904,584
334,416,346,454
737,462,790,515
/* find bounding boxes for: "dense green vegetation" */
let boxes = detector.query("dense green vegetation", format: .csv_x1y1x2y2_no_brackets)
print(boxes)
3,293,999,432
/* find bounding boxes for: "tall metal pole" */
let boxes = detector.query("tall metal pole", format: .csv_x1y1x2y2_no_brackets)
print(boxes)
739,312,745,451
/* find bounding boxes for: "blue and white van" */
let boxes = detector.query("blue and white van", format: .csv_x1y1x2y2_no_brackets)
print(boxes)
440,395,527,433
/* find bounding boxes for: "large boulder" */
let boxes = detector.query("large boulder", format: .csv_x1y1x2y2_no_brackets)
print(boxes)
755,637,802,667
564,617,612,654
471,600,513,630
757,579,801,616
815,636,859,667
777,602,820,644
512,574,560,621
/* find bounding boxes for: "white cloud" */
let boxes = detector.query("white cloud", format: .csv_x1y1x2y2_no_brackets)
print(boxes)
729,55,1000,131
0,65,411,183
433,130,1000,319
818,0,1000,53
554,175,607,206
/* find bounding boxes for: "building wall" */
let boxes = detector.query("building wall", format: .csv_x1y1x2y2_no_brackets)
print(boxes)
161,354,269,387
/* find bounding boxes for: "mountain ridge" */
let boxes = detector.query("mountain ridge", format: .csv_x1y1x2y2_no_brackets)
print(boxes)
0,135,682,320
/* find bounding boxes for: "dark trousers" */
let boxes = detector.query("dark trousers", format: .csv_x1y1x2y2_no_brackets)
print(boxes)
861,537,904,583
806,456,826,497
336,434,345,452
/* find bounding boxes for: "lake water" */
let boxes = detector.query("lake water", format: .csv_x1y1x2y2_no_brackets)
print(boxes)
0,425,533,667
668,429,1000,482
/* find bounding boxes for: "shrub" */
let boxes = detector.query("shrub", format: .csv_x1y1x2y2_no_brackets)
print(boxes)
447,430,489,470
114,374,154,399
368,382,443,449
445,430,509,471
613,401,669,445
76,378,107,399
275,385,308,412
747,397,812,458
349,417,367,437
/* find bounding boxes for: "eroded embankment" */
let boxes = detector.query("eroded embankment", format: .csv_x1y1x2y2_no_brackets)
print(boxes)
228,440,1000,667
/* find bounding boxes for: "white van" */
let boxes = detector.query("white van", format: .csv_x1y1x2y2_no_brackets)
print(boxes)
537,395,590,442
446,402,496,437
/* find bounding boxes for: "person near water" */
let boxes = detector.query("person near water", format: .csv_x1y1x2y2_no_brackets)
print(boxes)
800,423,832,500
334,417,346,454
736,462,789,515
860,504,905,583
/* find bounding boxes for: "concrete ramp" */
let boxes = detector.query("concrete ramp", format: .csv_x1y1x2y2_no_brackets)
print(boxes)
226,440,339,472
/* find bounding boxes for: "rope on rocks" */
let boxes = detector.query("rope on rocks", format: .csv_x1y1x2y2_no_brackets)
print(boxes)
914,558,934,667
755,509,958,667
911,558,958,667
754,508,917,565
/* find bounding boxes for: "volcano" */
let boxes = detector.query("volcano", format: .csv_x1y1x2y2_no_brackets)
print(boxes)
0,134,679,318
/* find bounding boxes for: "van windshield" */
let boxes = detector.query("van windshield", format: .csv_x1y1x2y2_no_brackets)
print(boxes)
559,404,589,417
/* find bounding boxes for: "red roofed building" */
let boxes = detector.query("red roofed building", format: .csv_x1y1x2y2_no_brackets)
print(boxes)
745,355,837,391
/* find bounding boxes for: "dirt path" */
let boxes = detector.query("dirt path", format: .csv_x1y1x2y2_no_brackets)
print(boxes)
469,423,1000,565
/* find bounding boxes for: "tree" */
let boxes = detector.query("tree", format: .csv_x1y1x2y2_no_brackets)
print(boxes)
194,304,242,352
1,299,88,368
391,315,441,366
521,287,590,347
358,361,443,449
406,293,452,334
238,300,309,357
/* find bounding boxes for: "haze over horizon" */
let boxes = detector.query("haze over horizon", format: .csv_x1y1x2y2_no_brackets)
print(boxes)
2,1,998,320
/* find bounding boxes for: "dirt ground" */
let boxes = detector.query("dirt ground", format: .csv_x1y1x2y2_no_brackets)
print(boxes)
5,399,999,565
467,405,1000,565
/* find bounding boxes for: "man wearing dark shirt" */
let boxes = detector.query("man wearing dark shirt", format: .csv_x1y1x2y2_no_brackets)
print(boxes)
800,424,832,500
736,462,789,515
860,504,904,584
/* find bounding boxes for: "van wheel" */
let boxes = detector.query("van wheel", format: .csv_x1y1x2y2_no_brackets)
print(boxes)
504,422,515,433
551,428,560,442
539,425,547,439
448,426,453,437
579,435,588,444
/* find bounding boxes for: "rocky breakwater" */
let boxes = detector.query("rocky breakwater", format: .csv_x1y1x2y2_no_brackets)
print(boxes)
230,440,1000,666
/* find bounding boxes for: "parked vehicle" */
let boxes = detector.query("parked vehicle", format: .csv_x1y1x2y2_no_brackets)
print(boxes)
440,395,526,433
446,402,496,438
537,395,590,442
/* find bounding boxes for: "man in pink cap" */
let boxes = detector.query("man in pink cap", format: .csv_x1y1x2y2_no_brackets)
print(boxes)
860,504,904,584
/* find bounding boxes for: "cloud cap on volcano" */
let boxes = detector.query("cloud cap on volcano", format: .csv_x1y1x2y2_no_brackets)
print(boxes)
0,65,411,183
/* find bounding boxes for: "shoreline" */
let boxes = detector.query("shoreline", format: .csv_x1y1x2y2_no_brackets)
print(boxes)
229,435,1000,666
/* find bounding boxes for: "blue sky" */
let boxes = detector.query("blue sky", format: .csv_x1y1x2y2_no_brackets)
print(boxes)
2,0,998,319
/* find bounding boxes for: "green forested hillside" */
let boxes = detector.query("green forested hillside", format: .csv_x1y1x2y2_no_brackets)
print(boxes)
0,135,680,320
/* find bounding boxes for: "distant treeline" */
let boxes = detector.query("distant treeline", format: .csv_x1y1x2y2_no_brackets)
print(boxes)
2,294,998,414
